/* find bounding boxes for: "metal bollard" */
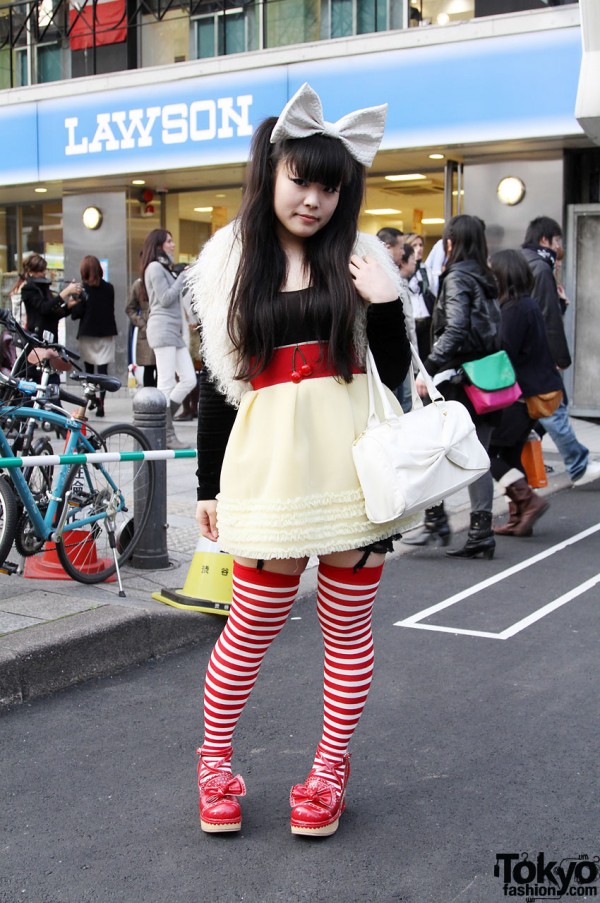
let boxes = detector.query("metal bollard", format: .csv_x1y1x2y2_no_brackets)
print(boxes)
131,387,170,569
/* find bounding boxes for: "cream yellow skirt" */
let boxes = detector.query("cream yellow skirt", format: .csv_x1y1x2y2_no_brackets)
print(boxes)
216,373,418,560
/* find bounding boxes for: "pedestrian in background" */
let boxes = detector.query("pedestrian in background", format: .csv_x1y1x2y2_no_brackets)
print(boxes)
521,216,600,487
406,214,501,558
125,277,157,387
188,83,410,838
20,253,80,343
488,249,562,536
140,229,196,449
403,232,435,360
70,255,117,417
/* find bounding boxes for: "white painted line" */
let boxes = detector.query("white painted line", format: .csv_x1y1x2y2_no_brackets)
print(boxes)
399,623,504,640
400,574,600,640
395,521,600,629
497,572,600,639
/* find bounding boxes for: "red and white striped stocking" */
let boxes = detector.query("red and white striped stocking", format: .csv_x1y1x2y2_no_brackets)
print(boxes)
201,562,300,767
313,560,383,777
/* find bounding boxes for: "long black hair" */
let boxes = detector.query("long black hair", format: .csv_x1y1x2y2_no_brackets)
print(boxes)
228,117,366,382
139,229,172,306
490,249,534,304
443,214,492,276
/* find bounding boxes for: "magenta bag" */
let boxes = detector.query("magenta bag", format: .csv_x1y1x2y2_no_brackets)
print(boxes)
461,351,522,414
463,381,522,414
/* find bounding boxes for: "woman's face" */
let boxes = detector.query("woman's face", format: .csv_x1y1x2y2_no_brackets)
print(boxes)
412,237,424,261
161,234,175,258
273,160,341,245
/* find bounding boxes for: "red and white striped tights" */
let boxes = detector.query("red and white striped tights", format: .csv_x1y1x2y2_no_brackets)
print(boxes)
200,560,383,778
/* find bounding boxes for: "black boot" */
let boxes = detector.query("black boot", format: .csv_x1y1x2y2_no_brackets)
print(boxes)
446,510,495,560
402,503,451,547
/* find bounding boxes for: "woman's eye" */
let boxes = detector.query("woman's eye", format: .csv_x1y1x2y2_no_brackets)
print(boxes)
292,178,308,187
323,185,338,194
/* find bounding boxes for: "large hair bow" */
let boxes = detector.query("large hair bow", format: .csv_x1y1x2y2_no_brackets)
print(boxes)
270,82,387,168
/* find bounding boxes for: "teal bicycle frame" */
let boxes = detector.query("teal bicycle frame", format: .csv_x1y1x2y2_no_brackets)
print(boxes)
0,403,121,544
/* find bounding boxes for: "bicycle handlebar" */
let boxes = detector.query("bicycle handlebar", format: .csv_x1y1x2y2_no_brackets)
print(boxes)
0,309,80,364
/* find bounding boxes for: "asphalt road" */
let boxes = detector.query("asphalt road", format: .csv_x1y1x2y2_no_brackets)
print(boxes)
1,483,599,903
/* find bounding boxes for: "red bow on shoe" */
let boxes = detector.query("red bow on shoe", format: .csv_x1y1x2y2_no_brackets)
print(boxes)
290,779,335,811
202,773,247,803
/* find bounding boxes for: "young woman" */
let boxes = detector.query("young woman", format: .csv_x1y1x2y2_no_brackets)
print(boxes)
187,83,411,838
20,254,81,343
70,255,117,417
413,214,502,559
140,230,196,448
403,232,436,360
488,249,562,536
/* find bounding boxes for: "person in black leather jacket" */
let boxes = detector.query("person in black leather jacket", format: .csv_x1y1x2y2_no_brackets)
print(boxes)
404,214,501,559
20,253,81,343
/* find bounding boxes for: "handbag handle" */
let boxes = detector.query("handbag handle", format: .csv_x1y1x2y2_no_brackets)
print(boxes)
365,343,444,427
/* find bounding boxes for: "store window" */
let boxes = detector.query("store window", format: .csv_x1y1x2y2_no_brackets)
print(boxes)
194,1,258,57
327,0,397,37
0,201,63,309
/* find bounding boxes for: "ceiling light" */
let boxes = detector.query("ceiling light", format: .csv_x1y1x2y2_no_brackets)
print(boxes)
34,187,48,193
194,206,214,213
364,208,402,216
497,176,526,206
215,193,226,199
82,206,103,230
421,218,445,225
384,174,426,182
429,153,445,160
132,179,146,186
452,190,465,196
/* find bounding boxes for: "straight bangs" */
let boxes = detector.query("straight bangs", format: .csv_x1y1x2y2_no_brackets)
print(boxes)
277,134,355,189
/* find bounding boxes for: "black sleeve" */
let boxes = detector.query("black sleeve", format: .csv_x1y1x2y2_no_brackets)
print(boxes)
21,283,60,317
196,368,237,500
366,298,411,390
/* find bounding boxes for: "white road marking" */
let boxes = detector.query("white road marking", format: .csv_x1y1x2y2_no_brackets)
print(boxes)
395,522,600,639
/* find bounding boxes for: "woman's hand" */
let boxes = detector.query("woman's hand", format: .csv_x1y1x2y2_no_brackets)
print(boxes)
61,281,82,300
349,255,397,305
196,500,218,541
415,375,429,399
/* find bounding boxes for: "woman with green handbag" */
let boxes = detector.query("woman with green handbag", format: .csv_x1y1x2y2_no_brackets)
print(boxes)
406,214,502,559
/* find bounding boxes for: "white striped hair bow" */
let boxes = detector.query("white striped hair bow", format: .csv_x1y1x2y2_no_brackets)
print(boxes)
270,82,387,168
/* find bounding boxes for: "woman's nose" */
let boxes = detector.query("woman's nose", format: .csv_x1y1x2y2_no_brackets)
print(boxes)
303,187,319,207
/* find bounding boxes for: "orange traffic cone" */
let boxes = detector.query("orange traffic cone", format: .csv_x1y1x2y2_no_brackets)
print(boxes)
24,529,115,581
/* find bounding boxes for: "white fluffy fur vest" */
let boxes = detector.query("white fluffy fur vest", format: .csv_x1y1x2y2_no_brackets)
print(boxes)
186,221,401,407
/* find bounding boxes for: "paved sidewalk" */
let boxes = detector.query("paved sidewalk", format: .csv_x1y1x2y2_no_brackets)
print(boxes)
1,389,599,710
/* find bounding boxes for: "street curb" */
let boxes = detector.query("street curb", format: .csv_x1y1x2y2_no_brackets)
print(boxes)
0,472,571,714
0,603,223,712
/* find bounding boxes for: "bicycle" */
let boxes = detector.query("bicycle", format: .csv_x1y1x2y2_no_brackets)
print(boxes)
0,313,156,589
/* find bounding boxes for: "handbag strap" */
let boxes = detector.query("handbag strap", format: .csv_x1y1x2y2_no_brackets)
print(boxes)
365,343,444,426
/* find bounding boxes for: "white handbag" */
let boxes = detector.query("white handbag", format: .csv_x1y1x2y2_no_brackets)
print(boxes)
352,345,490,525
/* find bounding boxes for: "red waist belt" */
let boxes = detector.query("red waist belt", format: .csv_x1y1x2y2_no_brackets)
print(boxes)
250,342,364,390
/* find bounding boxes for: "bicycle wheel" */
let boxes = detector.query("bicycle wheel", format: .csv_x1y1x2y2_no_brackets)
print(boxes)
56,424,156,584
0,475,18,566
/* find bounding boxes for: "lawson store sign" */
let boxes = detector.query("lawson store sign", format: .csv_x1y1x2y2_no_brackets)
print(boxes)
2,26,583,186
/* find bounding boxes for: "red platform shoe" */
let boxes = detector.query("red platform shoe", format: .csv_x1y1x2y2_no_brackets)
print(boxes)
197,747,246,833
290,746,350,837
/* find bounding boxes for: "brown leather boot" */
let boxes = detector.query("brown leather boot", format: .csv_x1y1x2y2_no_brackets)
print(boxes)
494,501,523,536
509,478,549,536
496,478,549,537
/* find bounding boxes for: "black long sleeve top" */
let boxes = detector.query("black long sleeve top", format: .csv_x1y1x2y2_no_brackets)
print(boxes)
196,296,410,500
